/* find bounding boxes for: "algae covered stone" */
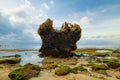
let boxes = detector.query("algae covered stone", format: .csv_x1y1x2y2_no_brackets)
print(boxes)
116,76,120,79
41,63,57,69
0,57,21,64
107,61,120,68
70,66,87,73
91,63,108,71
8,63,40,80
55,65,70,75
97,70,107,75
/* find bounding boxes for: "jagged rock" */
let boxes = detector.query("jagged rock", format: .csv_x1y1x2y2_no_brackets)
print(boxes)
37,19,81,57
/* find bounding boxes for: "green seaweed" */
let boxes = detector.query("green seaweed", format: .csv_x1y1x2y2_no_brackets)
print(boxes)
91,63,108,70
55,65,70,75
97,70,107,75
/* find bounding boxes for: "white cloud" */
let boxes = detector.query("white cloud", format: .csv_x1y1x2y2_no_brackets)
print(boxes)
1,0,34,25
2,0,33,16
80,16,89,25
0,0,54,44
41,3,50,10
23,28,40,41
0,0,120,48
9,15,25,25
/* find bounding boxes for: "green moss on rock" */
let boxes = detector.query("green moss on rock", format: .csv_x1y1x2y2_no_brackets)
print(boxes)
41,64,57,69
107,61,120,69
116,76,120,79
0,58,21,64
97,58,118,63
91,63,108,71
8,63,40,80
70,67,80,73
70,66,87,74
99,76,108,80
97,70,107,75
9,68,22,80
79,66,87,71
55,65,70,76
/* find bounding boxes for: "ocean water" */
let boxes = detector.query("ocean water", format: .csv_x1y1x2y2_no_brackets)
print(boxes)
0,51,44,65
0,43,118,65
0,43,40,50
0,43,117,50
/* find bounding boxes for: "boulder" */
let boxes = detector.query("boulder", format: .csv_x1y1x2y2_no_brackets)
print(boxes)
107,60,120,69
94,50,112,57
3,54,21,58
116,76,120,79
70,66,87,74
8,63,40,80
37,19,81,57
91,63,109,71
0,57,21,64
55,65,70,76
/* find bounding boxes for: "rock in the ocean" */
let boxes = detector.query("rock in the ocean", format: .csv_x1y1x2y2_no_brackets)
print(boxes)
0,57,21,64
37,18,81,57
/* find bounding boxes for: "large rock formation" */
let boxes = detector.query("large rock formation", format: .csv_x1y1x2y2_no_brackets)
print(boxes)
37,18,81,57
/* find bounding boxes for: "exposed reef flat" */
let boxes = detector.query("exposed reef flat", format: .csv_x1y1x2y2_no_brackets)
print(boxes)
0,48,120,80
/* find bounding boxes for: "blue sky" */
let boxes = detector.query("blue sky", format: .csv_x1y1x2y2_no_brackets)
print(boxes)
0,0,120,48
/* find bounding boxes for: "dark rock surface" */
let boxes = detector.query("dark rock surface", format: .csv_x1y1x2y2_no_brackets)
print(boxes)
37,18,81,57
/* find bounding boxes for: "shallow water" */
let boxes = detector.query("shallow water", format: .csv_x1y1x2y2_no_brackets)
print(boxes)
0,51,44,65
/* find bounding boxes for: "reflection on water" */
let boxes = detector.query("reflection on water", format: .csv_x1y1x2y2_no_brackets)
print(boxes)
0,51,44,65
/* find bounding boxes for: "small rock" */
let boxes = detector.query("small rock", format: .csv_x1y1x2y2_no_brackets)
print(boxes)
70,67,80,74
99,76,108,80
41,63,57,69
91,63,109,71
0,57,21,64
94,53,109,57
96,58,118,63
55,65,70,76
3,54,21,58
8,63,40,80
112,49,120,53
94,50,112,57
70,66,87,74
107,60,120,69
116,76,120,79
97,70,107,75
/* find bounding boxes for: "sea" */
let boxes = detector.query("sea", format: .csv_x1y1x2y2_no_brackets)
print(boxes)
0,43,119,65
0,43,118,50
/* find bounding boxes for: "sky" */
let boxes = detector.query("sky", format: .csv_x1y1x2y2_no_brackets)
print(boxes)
0,0,120,48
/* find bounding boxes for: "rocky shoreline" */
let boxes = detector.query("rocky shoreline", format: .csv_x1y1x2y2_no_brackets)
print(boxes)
0,48,120,80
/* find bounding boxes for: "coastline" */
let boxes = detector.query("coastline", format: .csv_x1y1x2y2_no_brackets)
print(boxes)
0,48,120,80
